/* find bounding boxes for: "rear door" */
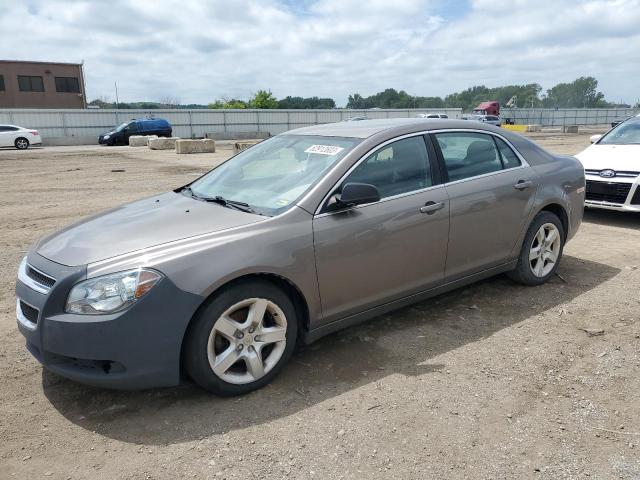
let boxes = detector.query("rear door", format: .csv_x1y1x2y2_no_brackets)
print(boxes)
432,130,538,280
313,134,450,324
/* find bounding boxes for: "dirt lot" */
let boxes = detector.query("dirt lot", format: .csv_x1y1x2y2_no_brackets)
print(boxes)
1,131,639,479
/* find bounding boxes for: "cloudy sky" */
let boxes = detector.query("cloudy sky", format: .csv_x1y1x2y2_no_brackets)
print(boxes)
2,0,639,106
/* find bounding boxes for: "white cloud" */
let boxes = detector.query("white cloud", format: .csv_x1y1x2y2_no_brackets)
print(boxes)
1,0,639,105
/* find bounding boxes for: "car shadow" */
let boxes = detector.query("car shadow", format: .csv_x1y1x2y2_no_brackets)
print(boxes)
583,208,640,230
42,255,620,445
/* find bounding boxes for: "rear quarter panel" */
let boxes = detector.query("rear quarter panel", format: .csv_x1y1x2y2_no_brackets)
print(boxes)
520,155,585,251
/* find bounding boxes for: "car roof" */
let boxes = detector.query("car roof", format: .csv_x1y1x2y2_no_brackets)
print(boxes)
286,118,502,139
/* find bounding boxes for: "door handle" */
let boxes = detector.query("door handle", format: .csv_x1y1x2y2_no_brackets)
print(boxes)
420,201,445,214
514,180,533,190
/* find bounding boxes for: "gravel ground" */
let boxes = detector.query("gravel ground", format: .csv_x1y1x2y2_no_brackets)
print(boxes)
1,131,639,480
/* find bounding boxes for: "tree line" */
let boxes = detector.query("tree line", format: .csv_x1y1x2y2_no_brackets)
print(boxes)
347,77,633,110
88,77,638,110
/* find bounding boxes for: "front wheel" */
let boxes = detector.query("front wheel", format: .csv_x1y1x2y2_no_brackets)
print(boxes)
508,211,564,286
15,137,29,150
183,280,297,395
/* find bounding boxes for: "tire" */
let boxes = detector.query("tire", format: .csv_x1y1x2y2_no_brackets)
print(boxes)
15,137,29,150
508,211,564,286
183,279,298,395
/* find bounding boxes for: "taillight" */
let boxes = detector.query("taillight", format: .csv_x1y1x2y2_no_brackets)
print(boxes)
30,130,39,136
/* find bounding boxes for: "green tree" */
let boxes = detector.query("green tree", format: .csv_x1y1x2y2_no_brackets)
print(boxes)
542,77,610,108
445,83,543,111
208,98,249,109
277,96,336,109
249,90,278,109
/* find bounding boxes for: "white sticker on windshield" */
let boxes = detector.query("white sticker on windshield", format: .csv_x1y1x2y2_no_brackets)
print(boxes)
304,144,345,156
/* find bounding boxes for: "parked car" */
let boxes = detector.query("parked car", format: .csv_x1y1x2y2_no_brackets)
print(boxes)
575,117,640,212
461,114,502,126
98,118,172,146
0,124,42,150
481,115,502,126
417,113,449,119
344,116,369,121
16,118,584,395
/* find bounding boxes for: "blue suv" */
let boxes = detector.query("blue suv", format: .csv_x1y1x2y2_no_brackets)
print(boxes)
99,118,172,145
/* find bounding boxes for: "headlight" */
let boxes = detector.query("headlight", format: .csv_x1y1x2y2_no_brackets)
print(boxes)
65,269,162,314
103,134,110,139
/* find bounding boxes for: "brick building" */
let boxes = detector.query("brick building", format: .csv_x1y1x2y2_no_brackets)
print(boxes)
0,60,86,108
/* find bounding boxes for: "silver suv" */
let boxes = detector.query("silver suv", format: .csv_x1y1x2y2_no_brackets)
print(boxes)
16,118,584,395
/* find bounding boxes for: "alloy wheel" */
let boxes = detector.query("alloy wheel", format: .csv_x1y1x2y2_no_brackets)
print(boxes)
16,139,29,149
206,298,287,385
529,222,561,277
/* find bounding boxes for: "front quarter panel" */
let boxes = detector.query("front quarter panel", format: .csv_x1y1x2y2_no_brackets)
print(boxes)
87,206,322,328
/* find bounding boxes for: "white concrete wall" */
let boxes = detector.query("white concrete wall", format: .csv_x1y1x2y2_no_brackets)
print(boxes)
0,108,464,144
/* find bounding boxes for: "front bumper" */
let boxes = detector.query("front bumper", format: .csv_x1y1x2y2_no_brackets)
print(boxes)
584,175,640,212
16,252,203,390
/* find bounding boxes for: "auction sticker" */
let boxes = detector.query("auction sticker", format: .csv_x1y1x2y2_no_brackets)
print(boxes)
304,145,344,156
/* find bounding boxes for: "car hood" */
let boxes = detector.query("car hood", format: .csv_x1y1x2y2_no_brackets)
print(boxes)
35,192,265,266
575,144,640,171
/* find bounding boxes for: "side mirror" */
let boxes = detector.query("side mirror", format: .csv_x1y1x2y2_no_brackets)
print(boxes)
337,182,380,207
590,134,602,144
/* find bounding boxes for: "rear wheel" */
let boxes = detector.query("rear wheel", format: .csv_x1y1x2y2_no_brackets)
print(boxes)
15,137,29,150
508,211,564,286
183,280,297,395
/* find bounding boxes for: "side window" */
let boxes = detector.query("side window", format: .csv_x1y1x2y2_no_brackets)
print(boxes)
55,77,80,93
434,132,502,182
17,75,44,92
343,136,432,199
127,122,138,133
495,137,521,169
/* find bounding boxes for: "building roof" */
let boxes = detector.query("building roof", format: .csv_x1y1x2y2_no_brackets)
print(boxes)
287,117,500,138
0,59,82,66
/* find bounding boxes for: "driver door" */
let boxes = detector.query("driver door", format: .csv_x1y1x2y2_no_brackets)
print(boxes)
313,135,450,325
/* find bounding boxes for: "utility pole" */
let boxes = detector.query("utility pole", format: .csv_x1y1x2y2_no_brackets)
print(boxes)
114,81,120,110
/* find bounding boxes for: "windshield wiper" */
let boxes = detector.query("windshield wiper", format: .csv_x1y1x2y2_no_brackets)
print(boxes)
203,195,257,214
204,196,255,213
182,187,259,214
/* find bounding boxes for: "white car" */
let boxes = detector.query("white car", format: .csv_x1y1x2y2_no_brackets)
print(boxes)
461,114,501,126
0,124,42,150
417,113,449,119
575,118,640,212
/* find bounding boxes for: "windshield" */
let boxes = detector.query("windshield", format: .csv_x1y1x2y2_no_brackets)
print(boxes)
599,121,640,145
188,135,360,216
113,122,128,132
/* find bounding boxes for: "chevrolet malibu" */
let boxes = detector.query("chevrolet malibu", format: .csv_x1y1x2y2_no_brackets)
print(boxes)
16,119,585,395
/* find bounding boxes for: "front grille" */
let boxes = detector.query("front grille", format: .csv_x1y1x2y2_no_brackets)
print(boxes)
19,301,39,325
26,265,56,289
585,180,632,204
585,169,639,178
632,187,640,205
